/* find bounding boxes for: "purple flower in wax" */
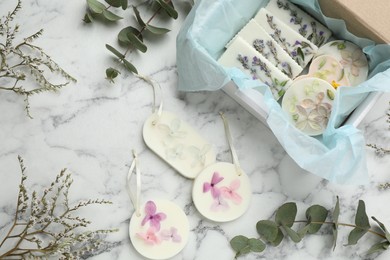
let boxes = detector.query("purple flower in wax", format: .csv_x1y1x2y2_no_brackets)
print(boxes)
161,227,182,243
319,31,324,36
203,171,224,198
294,40,301,46
291,50,297,57
141,201,167,231
290,17,295,23
303,24,307,29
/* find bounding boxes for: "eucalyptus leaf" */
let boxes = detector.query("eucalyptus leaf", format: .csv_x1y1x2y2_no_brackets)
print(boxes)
305,205,328,234
230,235,249,252
275,202,297,228
146,24,170,35
271,228,284,247
105,67,120,83
133,6,145,27
371,216,390,242
256,220,278,242
118,26,142,45
230,236,251,257
87,0,106,14
355,200,370,229
283,225,301,243
122,59,138,74
156,0,178,19
120,0,127,10
106,44,124,59
127,32,147,53
248,238,266,252
297,224,310,238
83,12,94,23
332,196,340,250
102,9,123,21
105,0,121,7
366,241,390,255
347,226,368,246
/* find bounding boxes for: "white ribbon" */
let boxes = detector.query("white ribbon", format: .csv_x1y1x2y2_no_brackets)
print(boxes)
220,112,243,176
135,74,163,121
127,150,142,217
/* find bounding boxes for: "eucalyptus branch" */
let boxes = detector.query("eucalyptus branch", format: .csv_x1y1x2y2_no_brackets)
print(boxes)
0,0,76,118
83,0,184,82
0,156,117,259
231,197,390,258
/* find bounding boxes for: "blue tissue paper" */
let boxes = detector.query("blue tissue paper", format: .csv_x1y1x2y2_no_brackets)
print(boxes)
176,0,390,184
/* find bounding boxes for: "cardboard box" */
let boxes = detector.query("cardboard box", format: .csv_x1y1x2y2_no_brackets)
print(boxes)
319,0,390,44
223,0,385,128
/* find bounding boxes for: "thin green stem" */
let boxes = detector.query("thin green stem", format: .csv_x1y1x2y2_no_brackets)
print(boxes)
293,220,387,239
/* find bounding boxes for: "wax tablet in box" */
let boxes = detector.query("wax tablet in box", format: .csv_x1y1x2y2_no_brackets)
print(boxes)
266,0,332,47
254,8,318,68
314,40,368,86
281,77,336,136
143,111,216,179
232,19,303,79
218,36,292,99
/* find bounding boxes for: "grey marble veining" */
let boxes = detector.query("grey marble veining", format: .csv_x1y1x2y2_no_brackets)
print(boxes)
1,1,390,260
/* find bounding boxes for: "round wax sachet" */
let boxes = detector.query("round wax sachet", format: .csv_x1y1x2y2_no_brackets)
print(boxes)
314,40,368,86
129,199,189,260
192,162,251,222
282,77,336,136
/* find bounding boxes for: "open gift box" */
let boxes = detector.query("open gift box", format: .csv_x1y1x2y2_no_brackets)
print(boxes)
176,0,390,184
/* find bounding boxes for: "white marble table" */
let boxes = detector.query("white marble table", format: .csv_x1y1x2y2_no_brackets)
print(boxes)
1,1,390,259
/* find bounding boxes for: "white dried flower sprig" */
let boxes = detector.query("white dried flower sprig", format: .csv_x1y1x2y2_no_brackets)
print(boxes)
0,156,117,259
0,0,76,118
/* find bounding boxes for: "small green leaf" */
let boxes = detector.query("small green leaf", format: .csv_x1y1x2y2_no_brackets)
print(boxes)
127,32,147,53
337,42,346,50
120,0,127,10
318,58,326,70
271,228,284,247
297,47,305,62
105,0,121,7
347,227,368,246
327,89,335,100
278,89,286,97
371,216,390,242
338,68,345,81
106,44,124,59
87,0,106,14
132,6,145,27
275,202,297,228
292,114,299,122
105,67,120,83
122,59,138,74
347,200,371,246
330,41,340,46
280,80,288,87
156,0,178,19
355,200,370,229
146,24,170,35
83,12,94,23
305,205,328,234
118,26,142,45
332,196,340,250
230,236,251,257
248,238,266,252
283,225,301,243
256,220,278,242
366,241,390,255
297,224,310,238
102,9,123,21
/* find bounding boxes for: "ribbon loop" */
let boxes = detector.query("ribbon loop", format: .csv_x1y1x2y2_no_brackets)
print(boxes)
219,112,243,176
127,150,142,217
135,74,163,120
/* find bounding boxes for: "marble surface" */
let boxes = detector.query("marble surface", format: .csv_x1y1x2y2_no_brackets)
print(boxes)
1,0,390,259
